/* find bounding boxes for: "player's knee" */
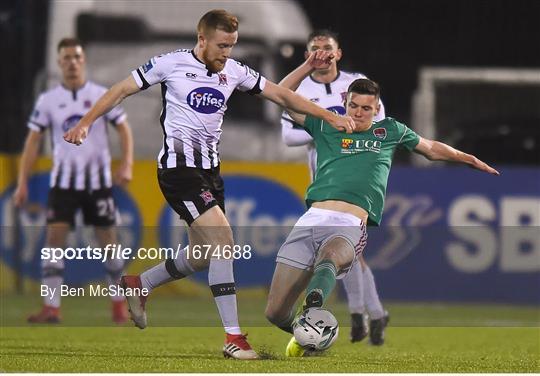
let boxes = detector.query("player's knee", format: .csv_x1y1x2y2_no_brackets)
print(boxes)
104,257,124,274
318,240,354,270
318,246,337,260
215,227,234,248
41,257,65,270
318,248,346,267
95,226,117,246
189,256,210,271
191,226,234,254
46,224,70,247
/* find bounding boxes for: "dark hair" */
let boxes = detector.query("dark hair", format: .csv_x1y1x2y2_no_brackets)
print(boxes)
307,29,340,45
197,9,239,35
57,37,83,52
347,79,381,99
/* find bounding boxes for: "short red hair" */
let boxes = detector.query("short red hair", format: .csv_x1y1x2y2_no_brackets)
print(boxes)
197,9,238,36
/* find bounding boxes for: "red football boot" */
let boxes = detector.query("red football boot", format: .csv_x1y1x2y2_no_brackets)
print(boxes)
223,333,259,360
27,305,61,324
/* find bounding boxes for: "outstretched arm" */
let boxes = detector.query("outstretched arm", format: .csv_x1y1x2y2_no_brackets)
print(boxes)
64,75,140,145
275,51,335,128
414,137,499,175
261,51,353,133
279,50,327,91
262,81,352,132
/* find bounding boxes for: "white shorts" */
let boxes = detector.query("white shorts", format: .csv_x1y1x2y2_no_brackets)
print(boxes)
276,207,368,278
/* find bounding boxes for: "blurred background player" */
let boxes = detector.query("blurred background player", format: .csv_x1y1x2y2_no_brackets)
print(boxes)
267,53,499,356
13,37,134,324
280,29,389,345
63,10,355,360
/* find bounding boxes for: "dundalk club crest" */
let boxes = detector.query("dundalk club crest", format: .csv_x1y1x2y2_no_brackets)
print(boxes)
218,73,228,86
200,190,215,205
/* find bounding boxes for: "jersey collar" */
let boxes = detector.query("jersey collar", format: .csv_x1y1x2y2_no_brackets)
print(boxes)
61,80,88,92
190,49,205,66
309,71,341,84
190,49,216,76
61,80,89,101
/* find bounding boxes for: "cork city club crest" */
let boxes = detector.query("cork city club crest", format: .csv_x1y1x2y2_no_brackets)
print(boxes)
373,127,387,140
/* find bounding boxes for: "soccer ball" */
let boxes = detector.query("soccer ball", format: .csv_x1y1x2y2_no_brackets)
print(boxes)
293,307,339,351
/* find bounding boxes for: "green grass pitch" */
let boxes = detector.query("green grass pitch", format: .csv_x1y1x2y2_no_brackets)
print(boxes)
1,294,538,372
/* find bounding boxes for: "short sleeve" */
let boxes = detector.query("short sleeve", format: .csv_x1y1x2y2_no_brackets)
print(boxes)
131,54,172,90
302,114,324,138
105,104,127,126
281,111,304,130
27,94,50,132
281,111,313,146
395,120,420,151
232,61,267,95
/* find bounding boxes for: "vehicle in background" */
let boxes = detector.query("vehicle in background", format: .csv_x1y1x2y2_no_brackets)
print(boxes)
43,0,312,161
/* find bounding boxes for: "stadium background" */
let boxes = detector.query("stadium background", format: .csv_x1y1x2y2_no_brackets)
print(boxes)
0,0,540,304
0,0,540,372
0,0,539,372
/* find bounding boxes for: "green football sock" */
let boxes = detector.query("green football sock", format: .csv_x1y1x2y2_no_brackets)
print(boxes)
305,259,337,305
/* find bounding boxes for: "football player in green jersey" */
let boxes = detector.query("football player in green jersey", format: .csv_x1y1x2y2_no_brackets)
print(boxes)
265,50,499,356
281,30,389,345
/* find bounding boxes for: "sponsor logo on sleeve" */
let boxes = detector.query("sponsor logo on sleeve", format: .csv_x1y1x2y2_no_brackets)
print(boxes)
141,59,154,73
246,66,259,78
236,61,259,78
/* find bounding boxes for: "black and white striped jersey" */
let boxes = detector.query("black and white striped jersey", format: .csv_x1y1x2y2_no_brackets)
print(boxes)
28,81,127,190
131,49,266,169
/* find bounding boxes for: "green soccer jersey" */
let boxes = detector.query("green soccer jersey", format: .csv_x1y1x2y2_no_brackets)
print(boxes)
303,115,420,226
